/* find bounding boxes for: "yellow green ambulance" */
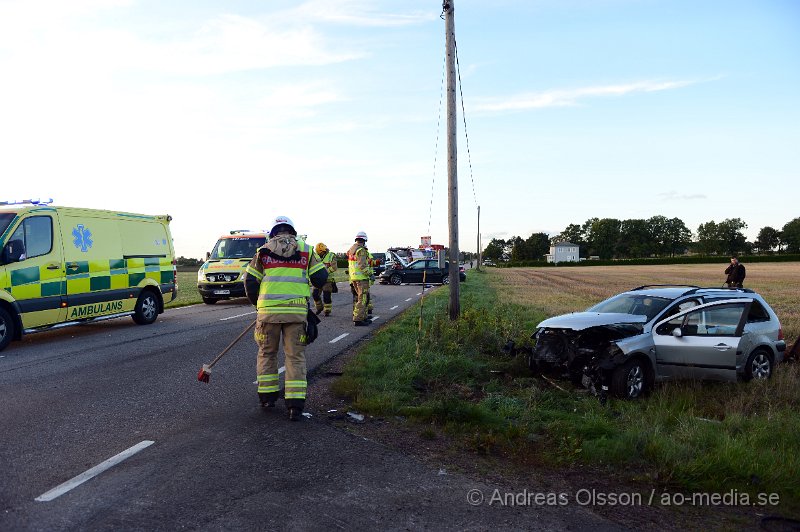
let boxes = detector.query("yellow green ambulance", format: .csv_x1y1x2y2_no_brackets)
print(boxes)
197,231,267,304
0,201,177,352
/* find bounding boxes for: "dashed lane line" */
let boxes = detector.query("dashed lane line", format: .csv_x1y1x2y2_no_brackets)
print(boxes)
35,440,155,502
390,305,398,310
329,333,349,344
220,311,257,321
405,298,412,302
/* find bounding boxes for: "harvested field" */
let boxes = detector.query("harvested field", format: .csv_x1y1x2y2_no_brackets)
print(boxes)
490,262,800,345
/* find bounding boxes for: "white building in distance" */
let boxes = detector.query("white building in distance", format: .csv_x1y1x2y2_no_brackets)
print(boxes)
546,242,580,263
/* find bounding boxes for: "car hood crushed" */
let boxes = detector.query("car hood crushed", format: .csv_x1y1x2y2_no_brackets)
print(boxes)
537,312,647,331
530,312,649,402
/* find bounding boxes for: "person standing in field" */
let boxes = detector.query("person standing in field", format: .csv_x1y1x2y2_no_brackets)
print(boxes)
725,256,746,288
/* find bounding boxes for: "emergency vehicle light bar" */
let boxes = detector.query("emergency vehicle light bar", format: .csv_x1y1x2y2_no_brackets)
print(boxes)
229,229,268,235
0,198,54,207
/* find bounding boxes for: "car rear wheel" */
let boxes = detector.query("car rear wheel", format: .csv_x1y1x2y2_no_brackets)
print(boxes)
744,349,772,381
133,289,159,325
0,307,15,352
202,296,219,305
390,274,402,286
611,358,650,399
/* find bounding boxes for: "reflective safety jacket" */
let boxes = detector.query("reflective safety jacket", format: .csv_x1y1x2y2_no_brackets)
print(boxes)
347,243,369,281
244,237,327,315
321,251,338,275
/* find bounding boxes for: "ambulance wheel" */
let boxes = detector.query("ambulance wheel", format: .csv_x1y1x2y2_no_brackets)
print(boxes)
0,307,14,352
133,290,159,325
202,297,218,305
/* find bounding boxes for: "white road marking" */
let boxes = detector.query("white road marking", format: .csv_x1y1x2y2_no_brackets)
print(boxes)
35,440,155,502
167,305,197,312
370,316,380,321
416,292,422,296
390,305,398,310
329,333,349,344
405,298,412,302
220,311,256,321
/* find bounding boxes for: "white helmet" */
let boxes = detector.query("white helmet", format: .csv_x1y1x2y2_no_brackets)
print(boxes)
355,231,368,242
269,215,297,237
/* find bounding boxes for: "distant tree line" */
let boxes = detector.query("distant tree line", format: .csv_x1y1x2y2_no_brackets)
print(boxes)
482,216,800,262
176,256,204,267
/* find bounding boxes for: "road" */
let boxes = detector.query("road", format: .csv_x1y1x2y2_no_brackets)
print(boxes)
0,283,618,530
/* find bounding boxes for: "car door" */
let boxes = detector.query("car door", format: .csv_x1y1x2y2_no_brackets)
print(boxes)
404,260,424,283
422,260,441,283
652,300,749,382
1,213,67,328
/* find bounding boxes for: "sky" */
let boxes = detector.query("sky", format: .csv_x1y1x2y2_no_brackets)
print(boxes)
1,0,798,259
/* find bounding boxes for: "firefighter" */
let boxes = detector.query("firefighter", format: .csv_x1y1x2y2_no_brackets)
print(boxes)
312,242,338,316
243,215,328,421
348,231,371,326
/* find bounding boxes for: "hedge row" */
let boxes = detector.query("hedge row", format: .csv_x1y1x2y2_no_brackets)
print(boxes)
499,254,800,268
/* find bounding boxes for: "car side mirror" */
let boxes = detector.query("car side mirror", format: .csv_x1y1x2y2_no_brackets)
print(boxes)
206,251,211,260
1,239,25,264
671,327,683,338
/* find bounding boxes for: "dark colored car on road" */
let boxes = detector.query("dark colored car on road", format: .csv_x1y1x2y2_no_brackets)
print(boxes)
379,259,466,285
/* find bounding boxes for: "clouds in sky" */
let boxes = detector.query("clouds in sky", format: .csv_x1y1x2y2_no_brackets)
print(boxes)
0,1,796,258
474,79,701,112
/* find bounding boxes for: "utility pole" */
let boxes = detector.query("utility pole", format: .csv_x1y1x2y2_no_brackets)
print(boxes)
445,0,460,320
476,205,481,271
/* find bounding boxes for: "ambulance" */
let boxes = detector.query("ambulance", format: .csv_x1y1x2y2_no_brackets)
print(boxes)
0,200,177,352
196,231,267,304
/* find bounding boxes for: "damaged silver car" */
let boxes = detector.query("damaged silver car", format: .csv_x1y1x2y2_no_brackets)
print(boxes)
529,285,787,401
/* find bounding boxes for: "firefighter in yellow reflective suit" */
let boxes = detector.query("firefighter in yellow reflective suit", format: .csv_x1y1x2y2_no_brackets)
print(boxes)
347,231,371,326
243,215,327,421
312,242,337,316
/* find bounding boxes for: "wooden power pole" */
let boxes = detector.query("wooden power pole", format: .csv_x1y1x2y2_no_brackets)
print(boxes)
445,0,460,320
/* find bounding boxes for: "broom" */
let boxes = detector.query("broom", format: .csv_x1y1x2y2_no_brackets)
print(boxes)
197,320,256,383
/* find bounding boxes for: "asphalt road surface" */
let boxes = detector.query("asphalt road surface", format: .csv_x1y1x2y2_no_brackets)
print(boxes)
0,283,618,531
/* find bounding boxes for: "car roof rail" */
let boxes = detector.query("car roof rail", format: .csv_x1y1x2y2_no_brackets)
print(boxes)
688,286,755,294
631,284,700,291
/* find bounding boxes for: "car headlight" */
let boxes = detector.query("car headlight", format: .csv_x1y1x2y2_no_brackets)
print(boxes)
197,269,205,282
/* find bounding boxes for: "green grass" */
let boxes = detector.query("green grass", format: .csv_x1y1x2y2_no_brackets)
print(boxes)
334,270,800,509
166,270,203,308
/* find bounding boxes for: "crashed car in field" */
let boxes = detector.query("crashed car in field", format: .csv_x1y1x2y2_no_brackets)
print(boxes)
528,285,786,401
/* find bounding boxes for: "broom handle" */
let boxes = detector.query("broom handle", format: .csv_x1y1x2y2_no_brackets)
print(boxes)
207,320,256,369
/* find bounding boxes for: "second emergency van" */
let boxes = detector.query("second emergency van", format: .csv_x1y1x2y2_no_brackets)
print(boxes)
0,201,177,352
196,231,267,304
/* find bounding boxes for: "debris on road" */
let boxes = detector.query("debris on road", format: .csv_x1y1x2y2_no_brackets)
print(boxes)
347,411,365,423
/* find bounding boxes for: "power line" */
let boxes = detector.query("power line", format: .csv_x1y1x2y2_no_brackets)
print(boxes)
427,53,447,235
454,38,479,210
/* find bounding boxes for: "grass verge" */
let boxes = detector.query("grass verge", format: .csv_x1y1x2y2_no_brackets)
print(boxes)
333,269,800,511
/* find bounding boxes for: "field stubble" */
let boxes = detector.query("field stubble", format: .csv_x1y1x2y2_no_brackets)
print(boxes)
492,262,800,346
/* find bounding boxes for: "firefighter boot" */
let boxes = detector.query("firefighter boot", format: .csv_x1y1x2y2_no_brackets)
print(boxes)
286,399,305,421
259,392,278,408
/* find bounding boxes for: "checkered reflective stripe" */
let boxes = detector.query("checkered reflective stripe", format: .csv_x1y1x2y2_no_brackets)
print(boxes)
0,257,175,300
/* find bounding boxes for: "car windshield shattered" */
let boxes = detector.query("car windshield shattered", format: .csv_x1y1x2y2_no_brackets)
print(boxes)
586,293,672,322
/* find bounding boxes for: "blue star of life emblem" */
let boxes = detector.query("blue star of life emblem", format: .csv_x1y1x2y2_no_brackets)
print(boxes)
72,224,93,252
